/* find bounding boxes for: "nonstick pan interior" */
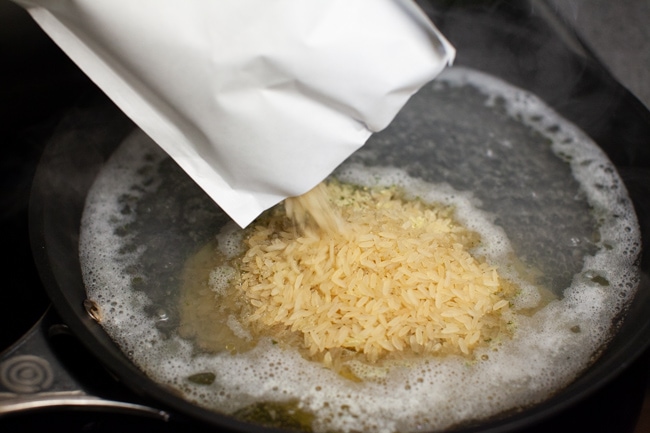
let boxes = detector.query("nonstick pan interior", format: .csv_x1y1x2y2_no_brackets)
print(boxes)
27,1,650,432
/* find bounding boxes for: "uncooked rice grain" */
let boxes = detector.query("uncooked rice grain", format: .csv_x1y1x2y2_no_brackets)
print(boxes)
236,181,516,365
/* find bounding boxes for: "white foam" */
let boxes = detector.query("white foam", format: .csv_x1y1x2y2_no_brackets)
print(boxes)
216,221,245,258
208,265,237,295
79,131,166,338
80,67,640,432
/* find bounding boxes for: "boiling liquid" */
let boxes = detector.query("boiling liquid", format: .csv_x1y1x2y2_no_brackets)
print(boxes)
79,67,640,432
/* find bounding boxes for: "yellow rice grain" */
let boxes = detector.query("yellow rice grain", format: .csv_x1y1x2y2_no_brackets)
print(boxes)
235,181,516,364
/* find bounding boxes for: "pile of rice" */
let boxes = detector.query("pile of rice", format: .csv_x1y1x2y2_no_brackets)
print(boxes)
237,181,515,366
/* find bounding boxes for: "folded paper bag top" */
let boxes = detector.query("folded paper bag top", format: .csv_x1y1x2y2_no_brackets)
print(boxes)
16,0,455,228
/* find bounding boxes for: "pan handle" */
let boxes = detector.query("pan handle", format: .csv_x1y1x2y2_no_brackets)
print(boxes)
0,306,169,420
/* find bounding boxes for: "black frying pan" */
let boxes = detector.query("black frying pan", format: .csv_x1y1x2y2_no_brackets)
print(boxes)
3,1,650,432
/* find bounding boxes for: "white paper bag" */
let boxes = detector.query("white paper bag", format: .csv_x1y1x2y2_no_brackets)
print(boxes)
15,0,455,227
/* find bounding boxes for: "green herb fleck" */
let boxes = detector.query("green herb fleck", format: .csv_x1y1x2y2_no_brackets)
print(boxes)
187,372,216,385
